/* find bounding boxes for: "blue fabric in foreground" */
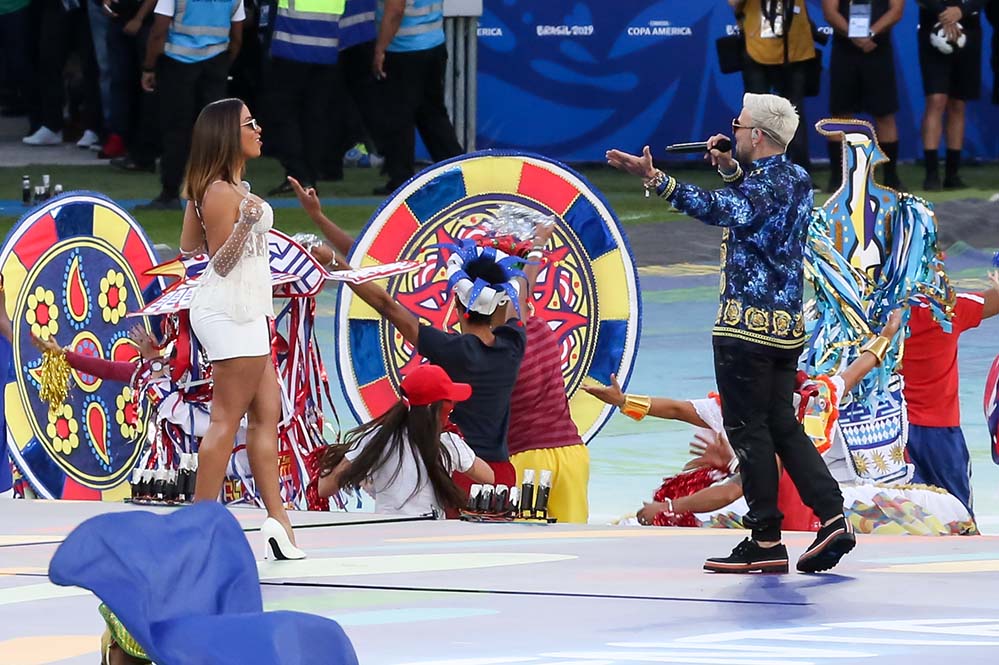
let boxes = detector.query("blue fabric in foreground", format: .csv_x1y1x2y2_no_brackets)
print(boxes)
48,502,358,665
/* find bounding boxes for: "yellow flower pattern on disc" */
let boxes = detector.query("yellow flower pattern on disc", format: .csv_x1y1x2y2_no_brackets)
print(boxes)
115,387,143,440
46,403,80,455
98,269,128,325
25,286,59,339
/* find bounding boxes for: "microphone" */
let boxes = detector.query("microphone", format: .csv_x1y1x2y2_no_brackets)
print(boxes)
665,138,732,154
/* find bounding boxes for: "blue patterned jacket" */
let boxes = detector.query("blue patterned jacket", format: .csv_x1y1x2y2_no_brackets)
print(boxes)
662,153,812,352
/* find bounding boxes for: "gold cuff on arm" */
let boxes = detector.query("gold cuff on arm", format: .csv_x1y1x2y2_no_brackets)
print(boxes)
621,394,652,421
860,335,891,365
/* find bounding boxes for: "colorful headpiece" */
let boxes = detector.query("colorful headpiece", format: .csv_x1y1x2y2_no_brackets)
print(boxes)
99,603,152,663
439,238,527,317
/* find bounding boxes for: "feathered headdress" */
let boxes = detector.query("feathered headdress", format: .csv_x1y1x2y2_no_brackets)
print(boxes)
438,238,528,318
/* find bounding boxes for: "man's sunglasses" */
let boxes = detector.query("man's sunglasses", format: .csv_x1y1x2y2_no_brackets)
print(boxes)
732,118,782,145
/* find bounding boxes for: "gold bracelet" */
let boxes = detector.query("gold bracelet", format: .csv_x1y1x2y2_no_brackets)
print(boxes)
621,394,652,421
657,175,678,200
859,335,891,365
718,163,743,183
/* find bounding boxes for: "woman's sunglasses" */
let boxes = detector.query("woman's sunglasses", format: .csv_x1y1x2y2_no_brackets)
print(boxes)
241,118,261,132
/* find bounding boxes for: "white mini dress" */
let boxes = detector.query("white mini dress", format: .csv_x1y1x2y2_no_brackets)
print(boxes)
189,200,274,361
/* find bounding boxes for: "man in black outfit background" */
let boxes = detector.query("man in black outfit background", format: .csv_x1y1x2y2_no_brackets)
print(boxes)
822,0,905,191
918,0,986,190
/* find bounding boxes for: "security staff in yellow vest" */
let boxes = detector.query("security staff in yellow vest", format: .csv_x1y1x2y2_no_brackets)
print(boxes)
138,0,245,210
262,0,344,196
371,0,464,195
730,0,817,177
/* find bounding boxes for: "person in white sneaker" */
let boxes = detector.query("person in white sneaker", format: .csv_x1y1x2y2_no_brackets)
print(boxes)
23,0,101,148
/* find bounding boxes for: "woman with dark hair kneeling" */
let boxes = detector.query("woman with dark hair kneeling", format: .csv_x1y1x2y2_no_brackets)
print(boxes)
178,98,303,559
317,364,495,517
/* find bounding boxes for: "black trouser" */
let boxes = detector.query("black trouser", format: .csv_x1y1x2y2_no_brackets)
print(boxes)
108,19,159,163
262,56,337,186
157,53,228,198
375,43,463,188
0,6,33,111
713,343,843,542
36,1,101,133
321,40,383,179
742,58,811,174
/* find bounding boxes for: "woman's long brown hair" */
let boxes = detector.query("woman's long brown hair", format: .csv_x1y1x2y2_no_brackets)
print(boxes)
181,98,246,206
325,400,466,512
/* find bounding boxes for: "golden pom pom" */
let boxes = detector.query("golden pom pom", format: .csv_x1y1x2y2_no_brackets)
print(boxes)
38,349,71,412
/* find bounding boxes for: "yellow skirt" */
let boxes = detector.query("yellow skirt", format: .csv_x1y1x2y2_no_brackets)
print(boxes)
510,444,590,524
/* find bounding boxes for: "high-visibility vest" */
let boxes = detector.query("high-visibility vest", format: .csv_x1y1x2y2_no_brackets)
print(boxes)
272,0,344,65
164,0,242,64
340,0,376,50
378,0,444,53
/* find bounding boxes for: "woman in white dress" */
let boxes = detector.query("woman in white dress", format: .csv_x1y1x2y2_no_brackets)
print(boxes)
178,99,303,560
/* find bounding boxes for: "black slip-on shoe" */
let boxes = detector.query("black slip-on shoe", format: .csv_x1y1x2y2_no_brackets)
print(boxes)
704,537,789,574
797,515,856,573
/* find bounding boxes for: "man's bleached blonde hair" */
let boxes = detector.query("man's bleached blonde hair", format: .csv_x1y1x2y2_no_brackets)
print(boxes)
743,92,799,150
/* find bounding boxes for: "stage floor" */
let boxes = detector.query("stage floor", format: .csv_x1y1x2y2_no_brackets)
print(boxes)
2,501,999,664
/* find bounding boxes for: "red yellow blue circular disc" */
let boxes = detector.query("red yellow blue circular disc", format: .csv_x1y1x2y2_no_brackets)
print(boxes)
0,192,162,500
335,151,642,443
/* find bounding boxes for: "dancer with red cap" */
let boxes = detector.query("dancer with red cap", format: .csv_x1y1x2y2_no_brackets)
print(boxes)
316,364,495,517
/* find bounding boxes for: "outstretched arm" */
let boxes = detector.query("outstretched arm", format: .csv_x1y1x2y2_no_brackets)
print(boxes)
838,308,904,393
516,221,555,318
983,271,999,320
637,480,743,524
327,246,421,346
582,373,710,428
292,179,421,344
32,334,136,384
289,177,355,256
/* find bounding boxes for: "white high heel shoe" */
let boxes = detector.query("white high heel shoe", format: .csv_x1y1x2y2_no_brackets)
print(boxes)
261,517,306,560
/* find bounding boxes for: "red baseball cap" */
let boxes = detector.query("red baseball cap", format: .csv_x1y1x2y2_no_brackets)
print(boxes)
400,364,472,407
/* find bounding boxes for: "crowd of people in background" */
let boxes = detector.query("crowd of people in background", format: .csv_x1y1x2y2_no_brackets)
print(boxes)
0,0,463,209
727,0,999,190
2,2,999,210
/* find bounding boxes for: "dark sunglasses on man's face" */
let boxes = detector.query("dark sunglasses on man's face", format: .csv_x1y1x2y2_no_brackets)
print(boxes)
241,118,261,132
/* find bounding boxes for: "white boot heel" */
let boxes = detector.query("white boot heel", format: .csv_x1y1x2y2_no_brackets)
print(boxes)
261,517,306,560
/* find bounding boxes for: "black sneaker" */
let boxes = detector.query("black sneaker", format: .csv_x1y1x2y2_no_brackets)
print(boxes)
704,538,789,574
923,172,942,191
943,175,967,190
135,194,182,211
796,515,856,573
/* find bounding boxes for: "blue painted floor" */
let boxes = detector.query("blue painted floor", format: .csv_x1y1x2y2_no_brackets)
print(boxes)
3,502,999,664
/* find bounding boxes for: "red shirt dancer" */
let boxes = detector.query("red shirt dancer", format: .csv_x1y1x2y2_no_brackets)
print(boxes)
507,316,588,523
901,276,999,512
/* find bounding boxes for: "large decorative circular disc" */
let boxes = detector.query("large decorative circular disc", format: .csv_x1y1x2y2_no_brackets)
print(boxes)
335,151,641,443
1,193,162,499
